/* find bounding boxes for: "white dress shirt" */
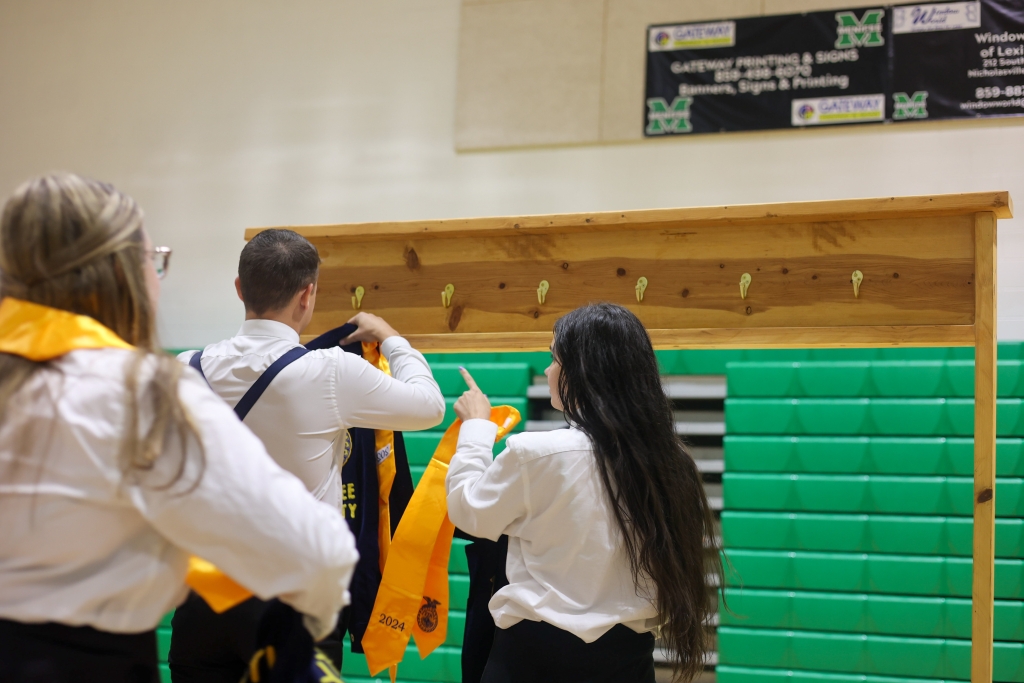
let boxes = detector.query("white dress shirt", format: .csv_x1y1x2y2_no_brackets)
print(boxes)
0,348,357,638
178,320,444,509
446,421,659,643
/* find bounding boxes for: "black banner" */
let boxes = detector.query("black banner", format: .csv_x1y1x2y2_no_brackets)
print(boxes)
892,1,1024,120
644,0,1024,136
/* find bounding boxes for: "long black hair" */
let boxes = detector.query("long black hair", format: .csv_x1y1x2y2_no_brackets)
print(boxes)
552,303,723,681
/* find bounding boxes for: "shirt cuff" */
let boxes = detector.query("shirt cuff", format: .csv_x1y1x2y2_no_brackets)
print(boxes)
379,335,410,359
458,418,499,448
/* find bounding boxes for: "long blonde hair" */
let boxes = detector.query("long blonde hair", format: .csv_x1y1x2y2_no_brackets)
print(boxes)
0,173,203,488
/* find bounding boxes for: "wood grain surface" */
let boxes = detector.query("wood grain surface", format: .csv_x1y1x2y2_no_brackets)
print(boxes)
251,192,1011,351
972,211,998,683
299,215,976,340
247,191,1011,242
297,325,974,352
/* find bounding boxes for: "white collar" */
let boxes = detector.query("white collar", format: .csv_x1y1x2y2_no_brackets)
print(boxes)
236,319,301,344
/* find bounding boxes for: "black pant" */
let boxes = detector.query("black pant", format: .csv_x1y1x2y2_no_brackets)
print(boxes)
460,534,509,683
168,593,270,683
168,593,344,683
481,620,655,683
0,617,158,683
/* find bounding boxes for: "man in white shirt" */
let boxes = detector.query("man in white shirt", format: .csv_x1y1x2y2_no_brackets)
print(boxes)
171,228,445,683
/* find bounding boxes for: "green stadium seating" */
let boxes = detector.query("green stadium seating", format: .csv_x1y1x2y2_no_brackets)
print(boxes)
157,344,1024,682
424,352,551,378
720,589,1024,640
725,398,1024,436
717,666,960,683
724,436,1024,476
717,628,1024,681
429,397,528,432
403,432,509,467
721,512,1024,557
721,353,1024,683
726,360,1024,398
724,549,1024,598
428,363,531,397
721,474,1024,516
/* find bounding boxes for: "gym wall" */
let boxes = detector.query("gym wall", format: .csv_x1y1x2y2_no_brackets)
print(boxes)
0,0,1022,347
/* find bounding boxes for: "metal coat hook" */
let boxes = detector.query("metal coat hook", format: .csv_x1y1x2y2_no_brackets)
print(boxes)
852,270,864,298
635,277,648,302
351,286,365,310
441,283,455,308
537,280,550,305
740,273,752,299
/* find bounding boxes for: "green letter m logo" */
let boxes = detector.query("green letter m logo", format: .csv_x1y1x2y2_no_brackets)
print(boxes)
893,91,928,120
835,9,885,48
646,97,693,135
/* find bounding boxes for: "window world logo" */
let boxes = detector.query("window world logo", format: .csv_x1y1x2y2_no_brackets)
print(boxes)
648,22,735,52
646,97,693,134
835,9,885,48
893,91,929,119
893,2,980,34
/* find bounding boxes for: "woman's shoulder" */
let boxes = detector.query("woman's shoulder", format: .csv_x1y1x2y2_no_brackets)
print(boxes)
52,348,151,394
505,427,591,462
58,348,224,414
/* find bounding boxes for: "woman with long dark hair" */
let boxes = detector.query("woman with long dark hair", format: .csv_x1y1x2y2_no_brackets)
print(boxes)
0,174,357,683
447,302,722,682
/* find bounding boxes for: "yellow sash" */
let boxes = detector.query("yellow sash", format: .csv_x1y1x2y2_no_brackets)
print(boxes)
0,298,258,613
362,407,521,680
0,297,133,359
361,343,399,573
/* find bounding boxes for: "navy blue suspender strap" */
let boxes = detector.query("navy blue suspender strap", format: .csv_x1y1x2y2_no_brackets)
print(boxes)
188,350,207,382
189,346,311,421
232,346,310,420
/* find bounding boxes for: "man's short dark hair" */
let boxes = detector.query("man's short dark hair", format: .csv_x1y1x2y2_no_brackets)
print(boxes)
238,229,320,315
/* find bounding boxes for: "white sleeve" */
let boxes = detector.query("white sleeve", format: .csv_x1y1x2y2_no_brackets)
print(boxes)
334,336,445,431
446,419,528,541
129,373,358,639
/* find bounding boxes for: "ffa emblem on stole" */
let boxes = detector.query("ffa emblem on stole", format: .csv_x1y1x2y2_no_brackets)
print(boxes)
417,597,441,633
341,431,353,467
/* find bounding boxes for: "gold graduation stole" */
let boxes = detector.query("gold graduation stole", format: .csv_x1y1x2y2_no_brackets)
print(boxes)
362,406,521,680
0,297,134,359
186,558,253,613
0,297,257,612
361,342,399,573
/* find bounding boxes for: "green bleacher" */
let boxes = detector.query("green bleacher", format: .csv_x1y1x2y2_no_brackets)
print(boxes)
718,349,1024,683
157,344,1024,683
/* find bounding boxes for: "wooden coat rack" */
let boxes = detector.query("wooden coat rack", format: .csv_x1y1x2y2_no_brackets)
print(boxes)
250,191,1012,682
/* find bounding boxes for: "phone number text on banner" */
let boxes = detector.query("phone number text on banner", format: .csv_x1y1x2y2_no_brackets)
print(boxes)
644,0,1024,136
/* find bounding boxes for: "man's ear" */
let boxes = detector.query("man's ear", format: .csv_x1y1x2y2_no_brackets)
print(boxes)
234,277,244,303
298,282,315,309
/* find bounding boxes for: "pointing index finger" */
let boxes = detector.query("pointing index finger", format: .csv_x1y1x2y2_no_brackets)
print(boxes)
459,366,481,392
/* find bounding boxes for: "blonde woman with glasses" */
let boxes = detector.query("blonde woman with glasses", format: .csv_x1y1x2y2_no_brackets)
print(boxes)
0,174,358,683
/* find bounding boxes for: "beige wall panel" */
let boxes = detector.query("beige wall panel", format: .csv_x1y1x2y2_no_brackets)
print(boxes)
2,1,1023,343
455,0,605,150
600,0,762,143
764,0,889,12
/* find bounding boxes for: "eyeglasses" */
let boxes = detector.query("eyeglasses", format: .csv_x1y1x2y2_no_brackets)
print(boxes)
147,246,172,279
